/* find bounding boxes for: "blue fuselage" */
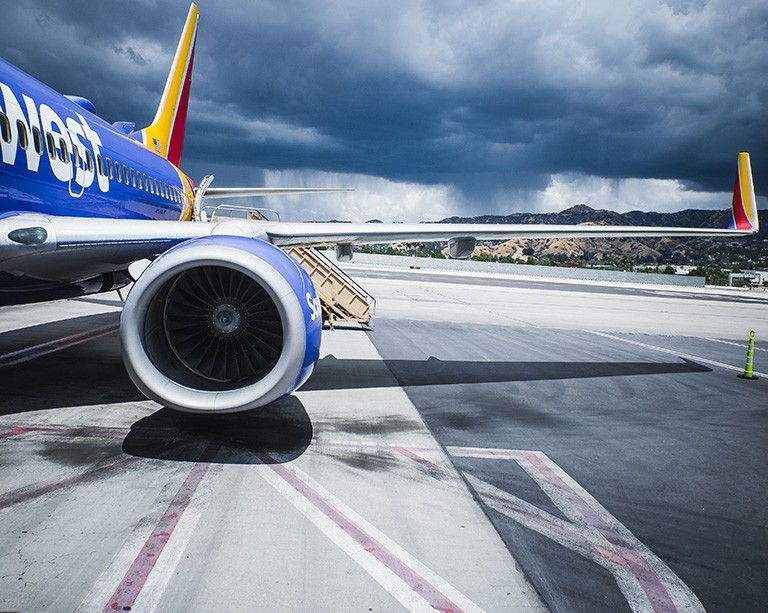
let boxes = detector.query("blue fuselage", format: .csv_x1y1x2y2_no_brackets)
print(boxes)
0,58,191,222
0,59,195,304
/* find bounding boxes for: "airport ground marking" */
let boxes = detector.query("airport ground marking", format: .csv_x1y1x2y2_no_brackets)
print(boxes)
74,456,220,613
0,424,127,440
703,337,767,352
587,330,768,378
449,446,705,613
74,464,203,613
394,446,446,472
0,323,119,368
256,451,485,613
0,425,38,440
101,441,221,613
314,441,469,489
393,446,468,485
102,462,210,611
123,461,222,613
313,439,440,453
0,456,138,511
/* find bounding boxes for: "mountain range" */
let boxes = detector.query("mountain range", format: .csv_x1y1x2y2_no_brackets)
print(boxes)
435,205,768,266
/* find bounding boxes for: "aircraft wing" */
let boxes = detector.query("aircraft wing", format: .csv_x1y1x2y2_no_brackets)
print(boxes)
0,206,755,280
0,153,759,279
265,151,760,247
261,220,751,247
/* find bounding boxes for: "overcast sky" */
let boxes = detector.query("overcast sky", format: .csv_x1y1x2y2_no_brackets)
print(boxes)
1,0,766,222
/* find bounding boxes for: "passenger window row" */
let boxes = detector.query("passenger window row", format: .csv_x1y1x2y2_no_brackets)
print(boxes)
0,110,185,204
100,156,184,203
1,112,44,155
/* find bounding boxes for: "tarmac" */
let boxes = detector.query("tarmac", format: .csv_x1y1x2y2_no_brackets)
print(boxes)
1,263,766,612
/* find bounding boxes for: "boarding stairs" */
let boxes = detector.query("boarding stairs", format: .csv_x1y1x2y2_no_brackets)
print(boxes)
285,247,375,325
197,201,375,325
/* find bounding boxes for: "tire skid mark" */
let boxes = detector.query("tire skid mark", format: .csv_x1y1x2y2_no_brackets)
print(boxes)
0,456,139,511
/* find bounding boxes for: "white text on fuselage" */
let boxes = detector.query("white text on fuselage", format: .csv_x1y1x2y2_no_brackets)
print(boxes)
0,81,109,197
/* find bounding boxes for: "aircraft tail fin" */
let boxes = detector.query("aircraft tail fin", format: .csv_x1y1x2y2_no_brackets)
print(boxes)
729,152,759,233
135,3,198,166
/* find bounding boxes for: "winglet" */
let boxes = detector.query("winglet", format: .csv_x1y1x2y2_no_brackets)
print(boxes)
135,3,199,166
729,152,759,233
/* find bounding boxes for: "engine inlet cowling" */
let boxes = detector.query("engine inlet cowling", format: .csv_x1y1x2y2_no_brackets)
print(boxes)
121,236,322,413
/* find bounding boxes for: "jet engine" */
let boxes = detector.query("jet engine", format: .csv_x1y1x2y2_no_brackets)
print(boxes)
120,235,322,413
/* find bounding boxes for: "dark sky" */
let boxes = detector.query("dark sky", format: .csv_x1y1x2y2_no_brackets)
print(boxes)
1,0,766,221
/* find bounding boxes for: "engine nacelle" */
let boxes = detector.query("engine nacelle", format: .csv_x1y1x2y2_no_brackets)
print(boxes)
121,235,322,413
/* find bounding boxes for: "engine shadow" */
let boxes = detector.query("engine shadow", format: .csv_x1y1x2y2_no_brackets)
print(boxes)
122,396,312,465
303,355,712,391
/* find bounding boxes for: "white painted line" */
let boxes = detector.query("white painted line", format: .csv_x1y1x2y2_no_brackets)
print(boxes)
76,449,220,613
74,468,191,613
257,455,485,613
129,463,222,613
703,337,767,352
587,330,767,378
312,439,439,453
450,447,705,613
0,324,119,368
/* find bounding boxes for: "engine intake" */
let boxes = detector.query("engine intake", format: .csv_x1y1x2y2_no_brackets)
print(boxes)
146,264,284,389
121,236,321,413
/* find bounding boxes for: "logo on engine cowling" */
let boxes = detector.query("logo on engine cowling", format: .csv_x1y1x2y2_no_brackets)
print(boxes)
305,292,322,321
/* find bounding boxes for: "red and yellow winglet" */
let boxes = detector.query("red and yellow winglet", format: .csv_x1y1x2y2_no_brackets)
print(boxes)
136,3,199,166
730,152,759,233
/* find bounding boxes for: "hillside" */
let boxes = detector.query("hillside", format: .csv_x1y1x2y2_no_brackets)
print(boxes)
436,205,768,266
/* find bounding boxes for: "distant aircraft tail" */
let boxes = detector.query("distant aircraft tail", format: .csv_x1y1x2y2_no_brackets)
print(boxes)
730,152,760,233
135,3,198,166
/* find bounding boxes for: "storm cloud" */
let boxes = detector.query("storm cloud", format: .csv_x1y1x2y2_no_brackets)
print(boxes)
1,0,766,221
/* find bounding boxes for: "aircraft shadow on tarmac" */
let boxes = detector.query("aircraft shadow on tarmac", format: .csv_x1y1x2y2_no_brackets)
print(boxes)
0,312,146,416
302,355,712,390
122,396,313,465
0,347,712,417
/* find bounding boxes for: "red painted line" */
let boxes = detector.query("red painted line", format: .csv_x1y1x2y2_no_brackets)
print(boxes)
521,452,634,546
453,447,632,544
517,453,677,612
103,443,220,613
0,426,36,440
454,448,686,612
598,547,677,613
0,323,119,368
395,447,457,482
395,446,436,467
260,454,465,613
475,481,599,556
0,456,138,511
472,480,683,612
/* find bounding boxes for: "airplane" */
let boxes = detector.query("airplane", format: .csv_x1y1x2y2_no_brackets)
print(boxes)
0,4,759,414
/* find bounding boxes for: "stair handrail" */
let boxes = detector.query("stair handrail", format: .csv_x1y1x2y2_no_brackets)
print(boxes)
293,247,376,316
